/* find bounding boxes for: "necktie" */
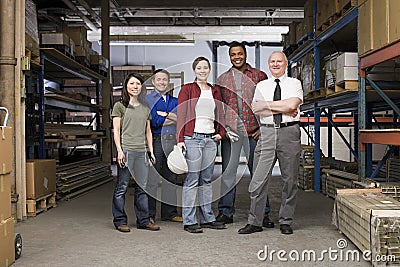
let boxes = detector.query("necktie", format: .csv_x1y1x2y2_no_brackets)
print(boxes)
273,79,282,125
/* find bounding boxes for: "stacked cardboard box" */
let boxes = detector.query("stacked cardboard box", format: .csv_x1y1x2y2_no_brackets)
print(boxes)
316,0,339,30
40,32,76,57
0,126,15,267
359,0,400,56
336,52,358,83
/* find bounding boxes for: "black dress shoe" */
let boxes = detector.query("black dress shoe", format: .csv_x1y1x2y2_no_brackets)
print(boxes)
200,221,226,229
238,224,263,234
184,224,203,233
263,216,275,228
280,224,293,235
216,213,233,224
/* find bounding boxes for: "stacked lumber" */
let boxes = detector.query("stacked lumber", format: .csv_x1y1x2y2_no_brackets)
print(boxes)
298,145,318,190
321,157,358,173
56,157,112,200
322,169,357,198
334,189,400,266
45,123,104,141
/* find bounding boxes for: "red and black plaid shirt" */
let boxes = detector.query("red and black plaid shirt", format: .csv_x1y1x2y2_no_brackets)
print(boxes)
216,64,267,135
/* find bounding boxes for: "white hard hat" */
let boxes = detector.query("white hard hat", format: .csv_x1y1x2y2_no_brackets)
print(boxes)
167,145,188,174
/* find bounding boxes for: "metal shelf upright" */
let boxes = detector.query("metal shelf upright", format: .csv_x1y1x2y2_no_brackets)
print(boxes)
359,40,400,179
289,3,358,192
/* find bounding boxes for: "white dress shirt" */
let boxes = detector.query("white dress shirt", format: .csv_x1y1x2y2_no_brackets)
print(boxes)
253,74,303,124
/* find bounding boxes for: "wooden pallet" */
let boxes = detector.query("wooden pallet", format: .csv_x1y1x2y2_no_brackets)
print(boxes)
326,80,358,96
316,5,356,36
27,192,57,217
306,88,327,100
337,0,357,16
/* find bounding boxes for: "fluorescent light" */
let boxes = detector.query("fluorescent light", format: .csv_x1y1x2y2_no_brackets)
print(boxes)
109,40,195,46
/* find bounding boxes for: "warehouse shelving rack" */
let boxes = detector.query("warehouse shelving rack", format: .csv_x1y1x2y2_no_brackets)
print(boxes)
38,47,106,160
288,3,359,192
359,41,400,180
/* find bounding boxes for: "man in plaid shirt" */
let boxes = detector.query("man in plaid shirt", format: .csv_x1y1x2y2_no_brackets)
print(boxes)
215,42,273,228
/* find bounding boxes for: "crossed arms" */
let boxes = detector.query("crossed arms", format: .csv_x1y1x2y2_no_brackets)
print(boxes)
251,97,302,118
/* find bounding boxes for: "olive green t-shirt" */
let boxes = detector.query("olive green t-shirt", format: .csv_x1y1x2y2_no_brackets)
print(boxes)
112,101,151,152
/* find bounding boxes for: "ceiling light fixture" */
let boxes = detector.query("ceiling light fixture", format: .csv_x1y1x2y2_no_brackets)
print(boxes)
109,39,195,46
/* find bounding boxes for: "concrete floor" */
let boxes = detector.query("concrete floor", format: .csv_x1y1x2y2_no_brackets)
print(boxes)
13,165,370,267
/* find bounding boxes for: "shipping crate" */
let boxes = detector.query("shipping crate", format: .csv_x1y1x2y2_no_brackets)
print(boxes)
26,159,56,199
0,173,11,221
0,217,15,267
359,0,400,56
335,189,400,265
0,127,12,175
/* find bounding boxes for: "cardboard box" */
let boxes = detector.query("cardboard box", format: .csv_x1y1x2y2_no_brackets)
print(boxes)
358,0,373,55
0,127,12,175
336,66,358,82
288,21,299,45
26,159,56,199
373,0,390,50
359,0,399,56
41,32,70,46
0,174,11,222
389,0,400,44
61,26,87,47
296,22,304,42
316,0,339,29
336,52,358,69
0,217,15,267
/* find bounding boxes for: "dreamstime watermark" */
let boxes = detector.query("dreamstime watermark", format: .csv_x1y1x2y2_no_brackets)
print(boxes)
257,238,397,263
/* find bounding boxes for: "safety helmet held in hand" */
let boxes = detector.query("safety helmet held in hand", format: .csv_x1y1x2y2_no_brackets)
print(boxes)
167,145,188,174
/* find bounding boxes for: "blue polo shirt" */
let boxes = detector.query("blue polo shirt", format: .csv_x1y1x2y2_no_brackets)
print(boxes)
145,90,178,135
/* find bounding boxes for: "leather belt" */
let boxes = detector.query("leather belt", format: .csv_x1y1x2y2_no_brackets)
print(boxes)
261,121,299,129
193,132,214,138
153,134,176,140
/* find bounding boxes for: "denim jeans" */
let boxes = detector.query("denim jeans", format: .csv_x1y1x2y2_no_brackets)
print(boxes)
182,133,218,226
218,135,271,217
147,136,179,220
112,150,151,228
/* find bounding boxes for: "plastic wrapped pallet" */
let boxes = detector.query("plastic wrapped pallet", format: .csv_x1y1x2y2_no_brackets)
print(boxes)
301,53,314,98
334,188,400,266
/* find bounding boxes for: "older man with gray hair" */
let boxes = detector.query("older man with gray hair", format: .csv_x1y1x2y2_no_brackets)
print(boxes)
238,51,303,235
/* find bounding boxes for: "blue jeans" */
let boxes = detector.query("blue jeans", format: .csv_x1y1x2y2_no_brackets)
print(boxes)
182,133,218,226
147,136,179,220
218,135,271,217
112,150,151,228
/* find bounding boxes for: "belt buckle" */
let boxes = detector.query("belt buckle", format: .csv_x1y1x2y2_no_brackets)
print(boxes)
274,123,280,129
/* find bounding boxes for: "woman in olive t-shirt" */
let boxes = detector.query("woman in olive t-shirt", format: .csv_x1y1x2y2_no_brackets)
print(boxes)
111,73,160,232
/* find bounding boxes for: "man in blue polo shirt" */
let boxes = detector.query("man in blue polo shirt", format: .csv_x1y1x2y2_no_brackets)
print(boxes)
146,69,182,223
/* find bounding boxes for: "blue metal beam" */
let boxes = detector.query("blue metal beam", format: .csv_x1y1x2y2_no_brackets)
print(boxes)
322,109,358,160
288,41,314,63
359,75,366,180
366,76,400,117
327,110,332,157
315,7,358,45
301,125,315,144
370,146,395,179
316,91,358,109
314,106,321,193
39,52,45,159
